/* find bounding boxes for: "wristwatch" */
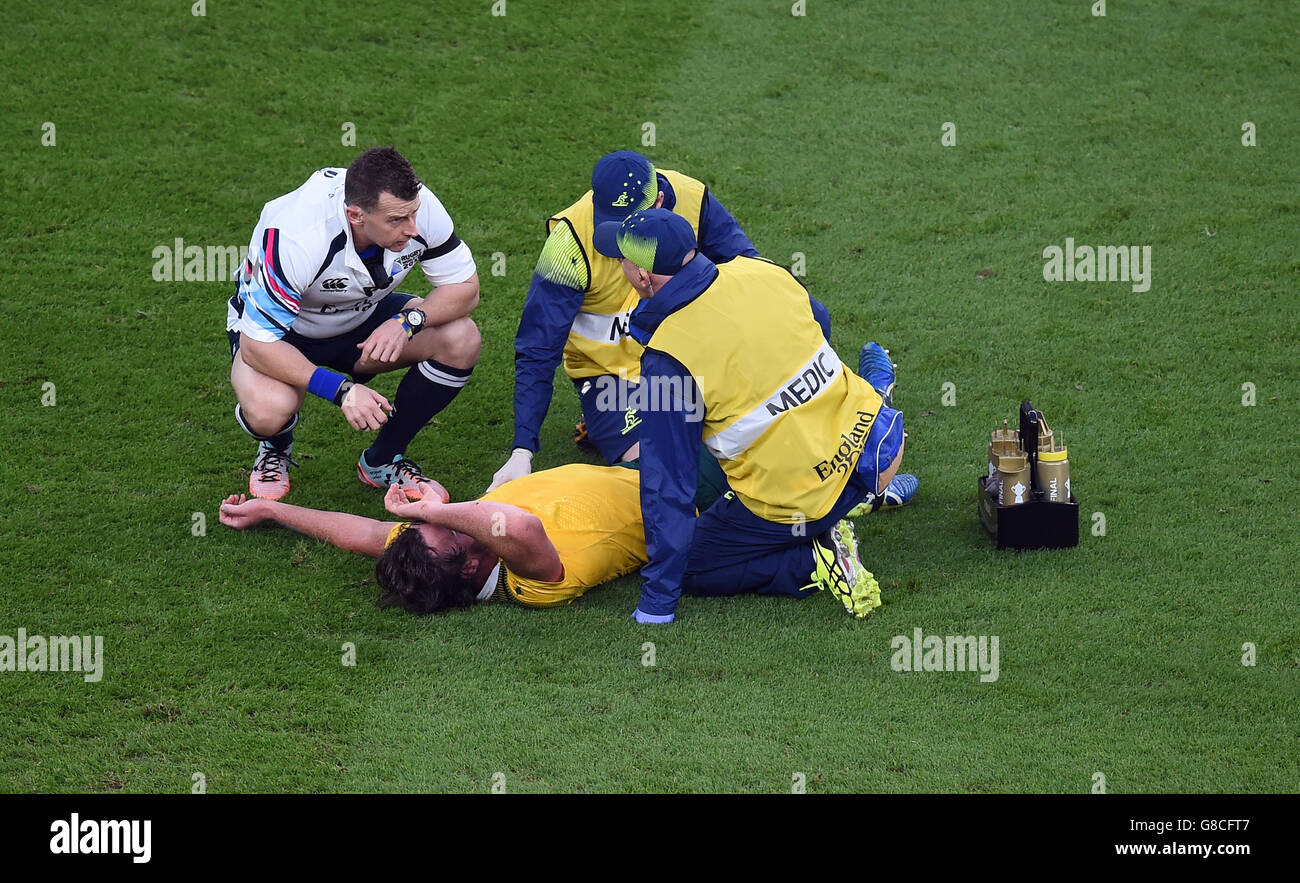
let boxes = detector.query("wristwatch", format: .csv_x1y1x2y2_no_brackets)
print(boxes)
396,308,426,338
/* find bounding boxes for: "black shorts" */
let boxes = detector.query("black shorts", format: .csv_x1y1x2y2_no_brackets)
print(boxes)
227,292,416,383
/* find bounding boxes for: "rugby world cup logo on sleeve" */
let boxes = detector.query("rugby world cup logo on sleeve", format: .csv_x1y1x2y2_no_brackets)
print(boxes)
390,251,421,276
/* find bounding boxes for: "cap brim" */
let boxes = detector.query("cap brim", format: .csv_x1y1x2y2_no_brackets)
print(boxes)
592,221,625,260
591,201,629,227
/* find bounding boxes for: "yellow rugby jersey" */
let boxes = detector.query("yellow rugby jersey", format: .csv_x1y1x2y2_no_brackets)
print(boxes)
647,257,883,523
538,169,706,381
480,464,646,608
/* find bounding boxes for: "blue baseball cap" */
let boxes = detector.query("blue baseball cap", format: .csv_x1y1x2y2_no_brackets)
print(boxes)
591,150,660,225
593,208,698,275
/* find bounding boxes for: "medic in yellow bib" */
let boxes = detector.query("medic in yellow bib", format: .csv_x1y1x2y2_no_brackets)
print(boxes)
489,151,795,491
592,209,917,624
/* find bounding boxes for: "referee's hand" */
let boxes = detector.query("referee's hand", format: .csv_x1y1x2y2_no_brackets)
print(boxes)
340,383,391,431
356,318,408,365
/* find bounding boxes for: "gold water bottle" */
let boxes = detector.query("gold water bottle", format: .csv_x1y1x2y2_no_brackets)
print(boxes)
1036,413,1055,454
996,449,1032,506
989,420,1018,481
1036,440,1071,502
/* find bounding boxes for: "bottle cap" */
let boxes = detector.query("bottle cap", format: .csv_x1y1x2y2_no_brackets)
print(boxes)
997,452,1028,470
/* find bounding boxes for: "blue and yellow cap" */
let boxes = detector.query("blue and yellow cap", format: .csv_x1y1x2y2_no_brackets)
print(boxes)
591,150,659,225
593,208,698,275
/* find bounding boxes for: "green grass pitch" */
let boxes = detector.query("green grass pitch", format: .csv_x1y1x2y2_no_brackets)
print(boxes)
1,0,1296,793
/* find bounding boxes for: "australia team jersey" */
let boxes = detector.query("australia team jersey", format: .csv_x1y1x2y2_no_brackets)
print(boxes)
481,464,646,608
226,167,476,342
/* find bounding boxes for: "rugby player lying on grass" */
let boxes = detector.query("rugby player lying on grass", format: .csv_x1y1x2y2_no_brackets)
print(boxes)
219,458,917,616
220,460,720,613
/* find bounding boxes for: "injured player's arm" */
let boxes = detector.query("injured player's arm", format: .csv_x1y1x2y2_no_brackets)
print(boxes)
217,484,564,585
218,493,396,557
382,483,563,582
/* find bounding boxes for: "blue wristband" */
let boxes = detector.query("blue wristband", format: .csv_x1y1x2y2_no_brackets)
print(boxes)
308,367,347,402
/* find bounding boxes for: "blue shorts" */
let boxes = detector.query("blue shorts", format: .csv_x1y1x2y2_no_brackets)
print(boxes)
227,292,415,384
574,375,642,464
854,404,905,495
683,466,876,599
682,405,905,599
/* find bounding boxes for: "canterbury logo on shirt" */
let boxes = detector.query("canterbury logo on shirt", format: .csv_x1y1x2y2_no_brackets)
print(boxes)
706,339,840,460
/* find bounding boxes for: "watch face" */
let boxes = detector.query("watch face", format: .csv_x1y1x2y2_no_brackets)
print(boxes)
407,310,424,327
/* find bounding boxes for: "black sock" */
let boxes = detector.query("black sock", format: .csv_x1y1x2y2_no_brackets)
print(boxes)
365,360,471,465
235,405,297,450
